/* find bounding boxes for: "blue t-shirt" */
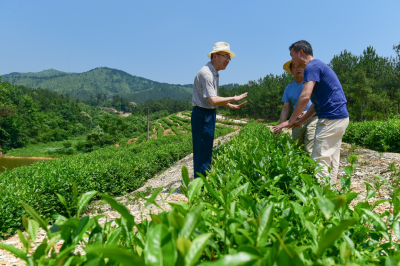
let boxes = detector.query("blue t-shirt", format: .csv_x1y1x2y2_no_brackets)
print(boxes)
282,81,312,111
304,59,349,119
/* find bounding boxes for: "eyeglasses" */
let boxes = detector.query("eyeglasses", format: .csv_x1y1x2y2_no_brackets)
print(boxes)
216,53,231,61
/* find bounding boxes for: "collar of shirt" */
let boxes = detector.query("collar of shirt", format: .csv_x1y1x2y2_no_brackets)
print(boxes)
206,62,219,78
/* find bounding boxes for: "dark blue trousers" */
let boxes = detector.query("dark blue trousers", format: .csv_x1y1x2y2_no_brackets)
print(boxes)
191,106,216,178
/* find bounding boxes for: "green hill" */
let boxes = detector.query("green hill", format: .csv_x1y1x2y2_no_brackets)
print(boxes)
2,67,192,103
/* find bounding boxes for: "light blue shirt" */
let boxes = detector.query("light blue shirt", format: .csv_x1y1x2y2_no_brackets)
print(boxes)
282,81,312,111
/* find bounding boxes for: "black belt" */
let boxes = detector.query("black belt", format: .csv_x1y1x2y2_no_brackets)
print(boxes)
193,106,216,111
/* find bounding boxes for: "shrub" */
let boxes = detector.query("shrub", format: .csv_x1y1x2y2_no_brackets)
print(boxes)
343,119,400,152
62,140,72,148
74,141,86,151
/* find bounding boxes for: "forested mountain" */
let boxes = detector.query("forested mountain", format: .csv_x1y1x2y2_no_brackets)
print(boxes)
2,67,192,103
0,78,192,151
219,44,400,122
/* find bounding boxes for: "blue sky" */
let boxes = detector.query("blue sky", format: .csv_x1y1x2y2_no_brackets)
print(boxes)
1,0,399,86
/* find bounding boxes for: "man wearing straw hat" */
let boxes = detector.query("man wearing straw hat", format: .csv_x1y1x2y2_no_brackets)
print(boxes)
276,60,317,155
191,42,248,179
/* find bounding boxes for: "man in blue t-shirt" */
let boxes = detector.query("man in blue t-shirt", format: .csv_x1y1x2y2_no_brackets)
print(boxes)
277,60,317,155
273,40,349,187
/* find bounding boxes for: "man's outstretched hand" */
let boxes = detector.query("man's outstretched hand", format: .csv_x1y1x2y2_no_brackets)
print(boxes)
272,119,303,132
233,92,248,102
227,101,247,110
272,121,292,132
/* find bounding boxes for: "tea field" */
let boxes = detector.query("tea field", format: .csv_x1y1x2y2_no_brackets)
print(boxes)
0,112,242,239
1,121,400,265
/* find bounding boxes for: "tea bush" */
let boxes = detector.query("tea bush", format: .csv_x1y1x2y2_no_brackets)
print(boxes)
3,122,399,265
343,118,400,152
169,115,191,131
0,127,235,237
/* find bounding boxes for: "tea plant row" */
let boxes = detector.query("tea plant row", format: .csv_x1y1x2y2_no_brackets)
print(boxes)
343,118,400,152
0,126,235,238
2,122,399,265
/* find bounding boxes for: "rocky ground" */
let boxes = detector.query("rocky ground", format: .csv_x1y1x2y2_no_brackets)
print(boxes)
1,125,399,265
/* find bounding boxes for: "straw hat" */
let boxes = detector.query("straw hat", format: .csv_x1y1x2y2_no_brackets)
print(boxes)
283,60,292,74
207,42,236,58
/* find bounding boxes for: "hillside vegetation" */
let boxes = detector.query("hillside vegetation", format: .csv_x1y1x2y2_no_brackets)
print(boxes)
0,78,192,152
2,67,192,103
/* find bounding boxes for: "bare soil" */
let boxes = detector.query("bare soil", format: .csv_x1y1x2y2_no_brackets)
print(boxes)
163,129,174,136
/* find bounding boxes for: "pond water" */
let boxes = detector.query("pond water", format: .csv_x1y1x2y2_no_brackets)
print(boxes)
0,157,52,172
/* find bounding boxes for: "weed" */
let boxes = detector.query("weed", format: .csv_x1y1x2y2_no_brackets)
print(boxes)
388,162,400,189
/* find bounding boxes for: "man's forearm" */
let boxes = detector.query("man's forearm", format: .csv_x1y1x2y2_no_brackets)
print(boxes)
296,104,316,124
208,96,235,106
279,109,290,124
288,97,309,124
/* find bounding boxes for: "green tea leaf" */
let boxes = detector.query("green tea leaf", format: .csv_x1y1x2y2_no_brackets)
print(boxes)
169,201,189,216
0,244,29,262
316,197,334,220
99,193,136,226
77,191,97,217
17,230,28,250
179,204,203,239
228,171,242,191
144,224,177,266
185,233,212,266
200,176,224,206
318,220,355,255
53,245,77,266
21,202,48,231
176,237,191,257
348,155,358,165
228,183,250,203
168,211,185,231
299,174,313,187
345,192,359,205
181,165,190,189
392,221,400,240
180,185,188,197
56,193,70,216
372,175,391,187
372,199,389,209
86,245,145,265
188,178,204,202
142,187,163,209
393,188,400,217
74,216,91,244
343,165,353,177
334,195,347,210
106,227,122,246
27,219,39,242
364,182,376,200
362,208,387,231
200,252,258,266
385,257,398,266
292,188,308,204
257,203,274,247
